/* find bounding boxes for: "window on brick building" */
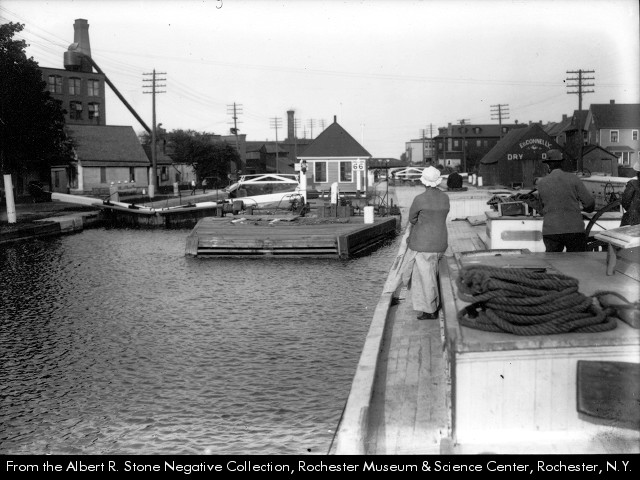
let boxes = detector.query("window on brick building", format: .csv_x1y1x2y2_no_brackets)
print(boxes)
87,79,100,97
88,103,100,120
69,101,83,120
48,75,62,93
69,77,81,95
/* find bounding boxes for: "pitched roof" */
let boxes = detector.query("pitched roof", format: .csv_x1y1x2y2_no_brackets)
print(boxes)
589,103,640,129
299,120,371,158
544,116,573,136
562,110,589,132
480,123,557,165
142,144,174,166
67,125,150,167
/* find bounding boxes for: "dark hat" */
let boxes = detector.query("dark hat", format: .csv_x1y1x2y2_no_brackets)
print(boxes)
542,149,563,162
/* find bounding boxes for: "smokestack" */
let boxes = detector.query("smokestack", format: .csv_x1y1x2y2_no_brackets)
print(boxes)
334,115,337,123
287,110,295,140
64,19,93,72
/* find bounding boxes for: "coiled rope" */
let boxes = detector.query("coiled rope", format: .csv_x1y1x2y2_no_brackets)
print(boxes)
456,265,617,335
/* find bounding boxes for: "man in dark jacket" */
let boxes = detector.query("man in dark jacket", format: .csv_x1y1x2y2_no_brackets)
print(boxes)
534,149,595,252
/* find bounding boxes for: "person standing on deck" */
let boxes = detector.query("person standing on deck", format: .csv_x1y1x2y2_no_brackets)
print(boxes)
534,149,595,252
446,167,464,190
402,166,450,320
190,179,197,195
620,161,640,227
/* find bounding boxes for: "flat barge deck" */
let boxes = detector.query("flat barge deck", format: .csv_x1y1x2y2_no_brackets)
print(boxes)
185,215,399,258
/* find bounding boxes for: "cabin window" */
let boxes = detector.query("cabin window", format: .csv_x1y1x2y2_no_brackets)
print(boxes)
100,167,107,183
48,75,62,93
314,161,327,183
54,171,60,188
339,161,353,182
129,167,135,182
69,77,81,95
633,130,638,141
69,101,83,120
161,167,168,181
610,130,619,143
476,140,481,147
88,79,100,97
453,139,459,148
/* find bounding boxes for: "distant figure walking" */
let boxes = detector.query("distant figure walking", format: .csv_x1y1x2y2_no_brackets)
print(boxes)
202,178,208,194
191,179,197,195
621,161,640,227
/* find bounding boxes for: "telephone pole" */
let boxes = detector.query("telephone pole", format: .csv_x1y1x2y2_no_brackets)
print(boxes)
457,119,470,172
143,69,166,198
270,117,282,173
307,119,317,139
420,125,433,165
491,104,510,138
566,69,595,111
227,102,243,173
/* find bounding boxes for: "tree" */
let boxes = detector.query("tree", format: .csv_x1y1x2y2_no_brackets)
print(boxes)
167,129,238,183
0,22,74,179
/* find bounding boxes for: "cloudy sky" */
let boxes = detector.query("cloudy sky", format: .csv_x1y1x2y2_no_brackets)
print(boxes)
2,0,639,158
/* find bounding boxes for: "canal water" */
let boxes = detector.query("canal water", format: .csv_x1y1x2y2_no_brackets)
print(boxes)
0,227,400,455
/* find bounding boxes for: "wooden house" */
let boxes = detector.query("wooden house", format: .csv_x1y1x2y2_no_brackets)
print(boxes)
63,125,150,195
479,123,561,189
298,117,371,195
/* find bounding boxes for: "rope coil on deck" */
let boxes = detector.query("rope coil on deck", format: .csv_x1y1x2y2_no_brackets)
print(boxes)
455,265,618,335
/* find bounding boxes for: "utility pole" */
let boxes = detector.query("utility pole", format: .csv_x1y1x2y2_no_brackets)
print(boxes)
227,102,243,173
491,104,510,138
143,69,166,198
457,118,470,173
270,117,282,173
294,118,301,160
307,119,316,139
566,69,595,111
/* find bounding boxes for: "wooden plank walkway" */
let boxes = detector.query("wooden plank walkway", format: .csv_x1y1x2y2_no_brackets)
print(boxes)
332,185,489,454
185,215,399,259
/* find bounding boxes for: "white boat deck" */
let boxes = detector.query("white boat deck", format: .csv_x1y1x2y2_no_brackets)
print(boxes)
331,184,640,455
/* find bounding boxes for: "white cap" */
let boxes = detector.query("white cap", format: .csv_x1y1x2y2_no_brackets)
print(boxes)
420,166,442,188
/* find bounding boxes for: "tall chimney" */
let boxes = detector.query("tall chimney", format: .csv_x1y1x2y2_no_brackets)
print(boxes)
64,19,92,72
287,110,295,140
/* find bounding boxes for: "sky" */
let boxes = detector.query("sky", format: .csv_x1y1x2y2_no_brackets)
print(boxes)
2,0,639,159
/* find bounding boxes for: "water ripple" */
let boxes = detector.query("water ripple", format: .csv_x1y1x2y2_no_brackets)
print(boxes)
1,228,398,455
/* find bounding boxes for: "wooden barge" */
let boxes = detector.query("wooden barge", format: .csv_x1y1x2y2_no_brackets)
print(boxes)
185,215,400,259
331,184,639,455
